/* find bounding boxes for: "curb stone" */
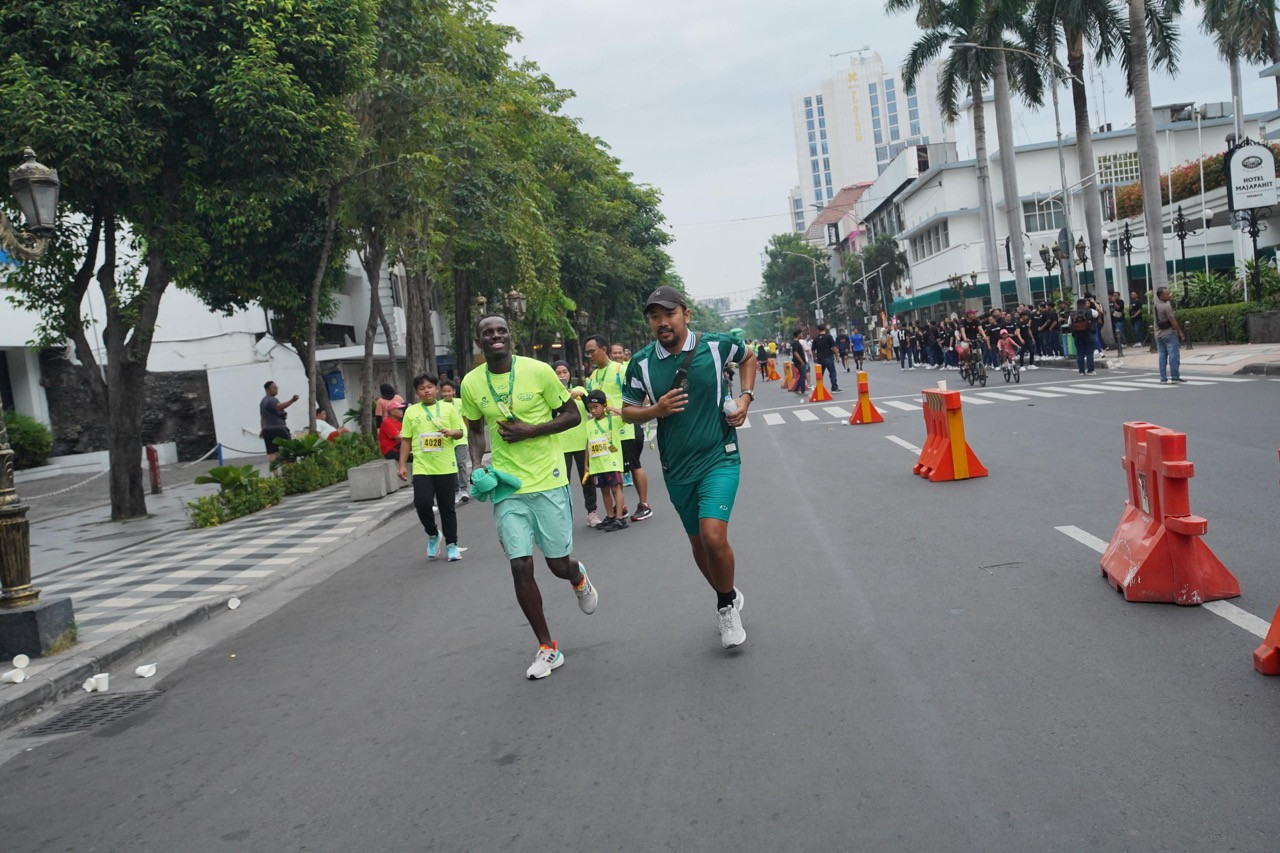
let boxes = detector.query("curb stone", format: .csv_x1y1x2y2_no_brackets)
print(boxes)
0,499,415,733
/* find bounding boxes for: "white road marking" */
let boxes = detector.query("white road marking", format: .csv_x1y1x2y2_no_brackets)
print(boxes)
763,413,785,426
823,406,851,418
1077,383,1141,392
1055,525,1268,640
885,435,922,453
1056,386,1105,395
738,416,751,429
1181,375,1254,382
794,409,819,422
958,395,993,404
976,392,1030,402
884,400,919,411
1009,388,1066,398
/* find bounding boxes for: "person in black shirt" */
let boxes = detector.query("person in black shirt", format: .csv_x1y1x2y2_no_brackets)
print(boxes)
1108,292,1126,347
812,324,839,392
834,329,851,372
791,328,808,395
1128,290,1145,344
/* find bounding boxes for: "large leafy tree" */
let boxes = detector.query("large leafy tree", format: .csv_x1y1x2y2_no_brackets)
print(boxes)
760,235,838,328
1197,0,1276,119
0,0,374,519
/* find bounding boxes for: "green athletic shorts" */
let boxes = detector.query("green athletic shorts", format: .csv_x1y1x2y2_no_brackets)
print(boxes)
493,485,574,560
665,460,741,537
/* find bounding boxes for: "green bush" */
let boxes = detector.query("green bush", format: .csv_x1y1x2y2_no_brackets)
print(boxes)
281,455,341,494
1173,302,1268,344
187,476,284,528
1172,271,1242,309
5,411,53,469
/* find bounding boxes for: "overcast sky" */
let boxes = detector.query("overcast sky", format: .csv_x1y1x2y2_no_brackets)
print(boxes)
492,1,1277,307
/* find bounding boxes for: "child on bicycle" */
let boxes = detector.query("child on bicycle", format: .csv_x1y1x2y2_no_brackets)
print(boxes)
996,328,1018,368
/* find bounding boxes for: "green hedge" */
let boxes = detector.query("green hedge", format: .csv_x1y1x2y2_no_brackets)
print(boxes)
188,477,286,528
1174,302,1268,344
5,411,53,469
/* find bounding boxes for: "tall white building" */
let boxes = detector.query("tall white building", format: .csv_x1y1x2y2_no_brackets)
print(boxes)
789,52,951,233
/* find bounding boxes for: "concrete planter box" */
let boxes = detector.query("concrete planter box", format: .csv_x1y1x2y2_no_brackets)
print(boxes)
348,461,388,501
1246,311,1280,344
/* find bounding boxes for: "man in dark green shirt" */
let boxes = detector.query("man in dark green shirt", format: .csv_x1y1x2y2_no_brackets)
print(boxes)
622,286,756,649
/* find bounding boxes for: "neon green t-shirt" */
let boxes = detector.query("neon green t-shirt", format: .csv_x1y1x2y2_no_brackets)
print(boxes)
557,384,588,456
460,356,572,495
448,398,468,446
585,360,635,441
400,400,463,477
584,411,623,476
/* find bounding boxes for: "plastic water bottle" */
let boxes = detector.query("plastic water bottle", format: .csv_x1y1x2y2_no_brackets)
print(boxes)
722,394,738,417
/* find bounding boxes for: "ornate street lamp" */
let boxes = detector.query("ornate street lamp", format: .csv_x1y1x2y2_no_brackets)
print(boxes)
0,149,60,262
1171,205,1215,298
507,289,528,321
1,149,74,657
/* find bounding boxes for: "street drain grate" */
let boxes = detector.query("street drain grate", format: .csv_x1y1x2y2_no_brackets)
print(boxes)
21,691,163,737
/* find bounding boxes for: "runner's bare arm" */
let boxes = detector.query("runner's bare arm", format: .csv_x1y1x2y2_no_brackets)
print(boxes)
466,417,486,471
623,387,687,425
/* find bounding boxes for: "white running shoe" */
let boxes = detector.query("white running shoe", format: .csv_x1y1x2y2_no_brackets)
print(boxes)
586,510,602,528
526,643,564,679
574,564,598,615
717,604,746,648
733,587,745,612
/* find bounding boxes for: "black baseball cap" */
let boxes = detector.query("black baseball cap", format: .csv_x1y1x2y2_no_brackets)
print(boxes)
645,286,688,310
584,389,608,406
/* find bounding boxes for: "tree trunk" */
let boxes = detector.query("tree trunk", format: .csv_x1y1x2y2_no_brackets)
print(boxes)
404,268,428,379
1269,19,1280,110
1067,28,1108,298
970,76,1002,305
306,183,341,436
423,271,438,377
991,43,1032,306
454,267,471,375
1128,0,1168,298
358,229,387,435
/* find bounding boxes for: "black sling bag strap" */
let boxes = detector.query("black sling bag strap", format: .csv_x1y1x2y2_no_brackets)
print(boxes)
668,332,699,395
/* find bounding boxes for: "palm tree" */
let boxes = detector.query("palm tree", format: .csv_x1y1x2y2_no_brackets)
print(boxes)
893,0,1004,305
889,0,1037,306
1025,1,1179,299
1197,0,1278,125
1127,0,1174,302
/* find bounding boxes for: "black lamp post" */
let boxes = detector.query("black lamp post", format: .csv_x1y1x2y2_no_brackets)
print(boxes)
1038,244,1059,301
1171,205,1214,298
1235,208,1271,302
1,148,77,658
1074,236,1089,288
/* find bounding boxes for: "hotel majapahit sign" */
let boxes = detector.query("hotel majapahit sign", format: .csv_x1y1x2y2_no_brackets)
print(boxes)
1226,141,1278,211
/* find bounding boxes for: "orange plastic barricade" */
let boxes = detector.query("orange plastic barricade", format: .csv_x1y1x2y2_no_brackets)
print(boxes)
1100,421,1239,605
848,370,884,425
808,365,834,402
783,361,793,391
767,358,780,382
910,389,987,482
1254,605,1280,675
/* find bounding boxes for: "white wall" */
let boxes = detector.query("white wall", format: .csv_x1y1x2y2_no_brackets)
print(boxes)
206,338,308,459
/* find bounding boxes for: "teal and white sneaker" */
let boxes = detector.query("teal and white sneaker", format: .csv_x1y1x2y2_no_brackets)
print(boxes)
427,534,441,559
573,564,598,615
526,642,564,679
447,543,461,561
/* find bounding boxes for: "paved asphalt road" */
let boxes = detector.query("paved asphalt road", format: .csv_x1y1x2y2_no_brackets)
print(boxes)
1,363,1277,852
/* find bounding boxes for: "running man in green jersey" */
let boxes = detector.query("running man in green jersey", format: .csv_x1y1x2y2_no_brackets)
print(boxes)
461,315,599,679
621,286,756,648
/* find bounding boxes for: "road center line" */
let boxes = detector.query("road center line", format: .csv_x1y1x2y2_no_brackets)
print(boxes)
885,435,922,453
1055,525,1267,639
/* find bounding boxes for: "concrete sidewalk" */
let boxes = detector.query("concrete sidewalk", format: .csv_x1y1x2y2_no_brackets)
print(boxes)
1104,341,1280,375
1,468,418,729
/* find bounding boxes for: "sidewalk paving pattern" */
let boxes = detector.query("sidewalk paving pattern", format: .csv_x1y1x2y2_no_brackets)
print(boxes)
36,488,390,649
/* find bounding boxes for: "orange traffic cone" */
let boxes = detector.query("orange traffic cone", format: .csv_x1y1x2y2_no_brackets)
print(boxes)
848,370,884,424
808,365,833,402
767,358,780,381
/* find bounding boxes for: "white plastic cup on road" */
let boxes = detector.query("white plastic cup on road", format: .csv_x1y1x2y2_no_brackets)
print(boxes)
91,673,109,692
1,669,25,684
12,654,30,670
135,664,157,679
937,380,947,390
83,677,97,692
227,597,241,610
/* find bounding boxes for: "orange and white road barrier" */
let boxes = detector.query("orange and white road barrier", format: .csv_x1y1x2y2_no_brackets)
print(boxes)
911,389,987,482
767,358,780,381
783,361,793,391
1100,421,1239,605
808,365,833,402
848,370,884,425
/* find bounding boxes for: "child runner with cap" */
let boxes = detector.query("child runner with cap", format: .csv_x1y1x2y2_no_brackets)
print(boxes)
621,286,756,649
583,389,628,532
461,315,598,679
